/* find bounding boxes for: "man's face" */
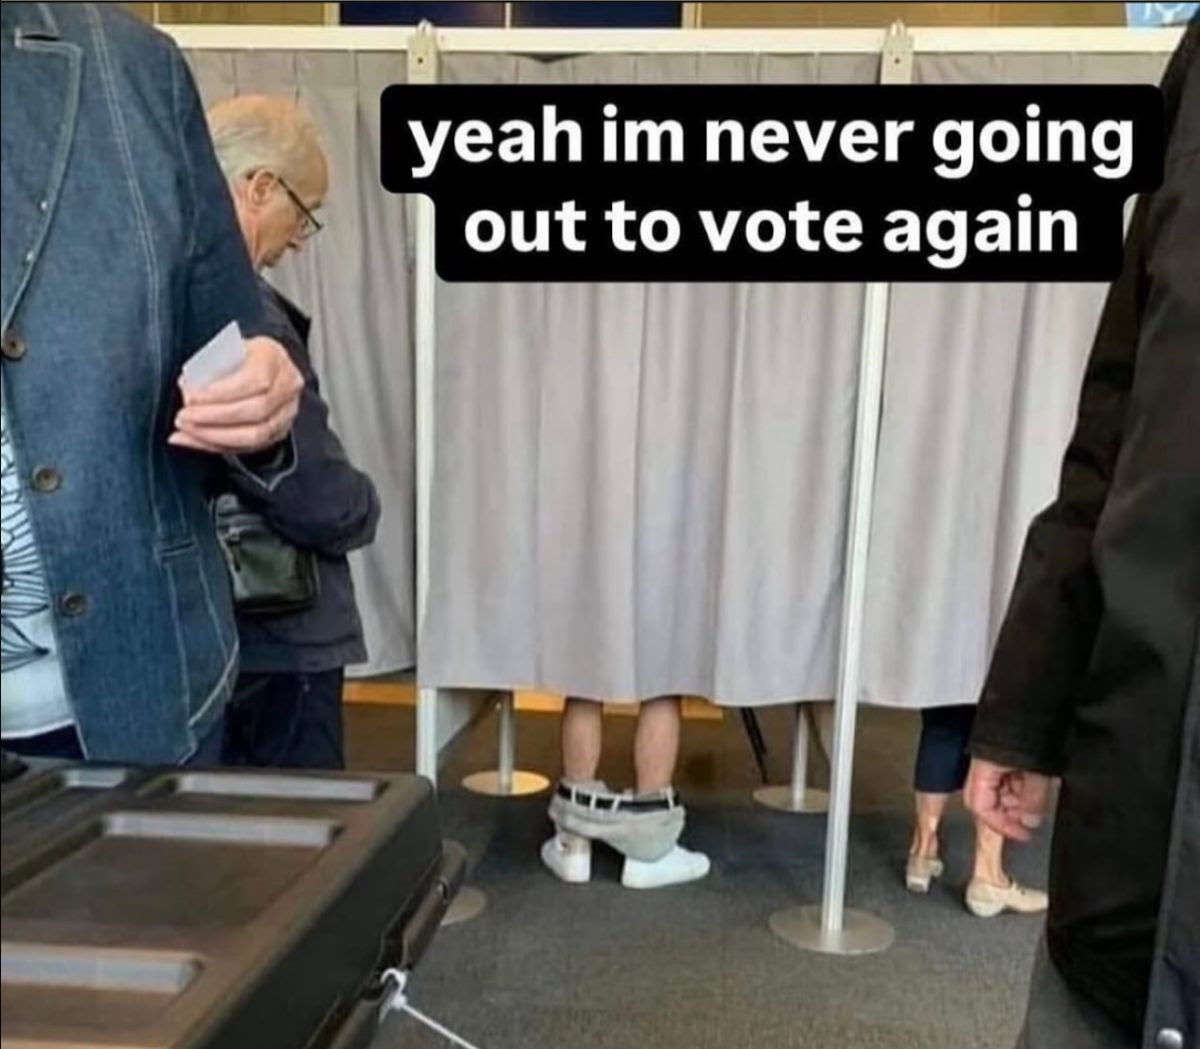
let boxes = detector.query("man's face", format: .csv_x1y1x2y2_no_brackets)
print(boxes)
242,157,328,269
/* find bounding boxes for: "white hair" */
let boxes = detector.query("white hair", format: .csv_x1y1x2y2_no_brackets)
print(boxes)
207,96,324,185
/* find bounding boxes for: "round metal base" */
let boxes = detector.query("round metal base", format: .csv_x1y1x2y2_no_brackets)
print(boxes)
461,770,551,797
769,905,895,956
753,784,830,814
440,886,487,927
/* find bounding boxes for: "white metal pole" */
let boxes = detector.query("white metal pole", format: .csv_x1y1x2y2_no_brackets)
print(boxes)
789,704,810,810
822,278,890,931
816,17,912,933
753,702,829,814
405,22,491,934
497,693,516,793
409,23,440,787
463,688,550,798
770,22,912,955
767,277,895,955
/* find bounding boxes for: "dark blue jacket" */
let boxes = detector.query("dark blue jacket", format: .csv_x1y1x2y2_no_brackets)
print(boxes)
228,280,380,674
1,3,274,761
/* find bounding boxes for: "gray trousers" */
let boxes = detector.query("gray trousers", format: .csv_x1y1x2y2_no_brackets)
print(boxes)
548,780,685,862
1017,937,1135,1049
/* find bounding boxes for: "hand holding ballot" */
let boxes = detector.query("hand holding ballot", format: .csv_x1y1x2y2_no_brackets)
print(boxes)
171,324,304,454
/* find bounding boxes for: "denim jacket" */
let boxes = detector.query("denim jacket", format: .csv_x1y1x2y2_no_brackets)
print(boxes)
1,3,271,761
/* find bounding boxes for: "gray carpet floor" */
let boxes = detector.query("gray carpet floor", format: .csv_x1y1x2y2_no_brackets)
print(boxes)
346,702,1050,1049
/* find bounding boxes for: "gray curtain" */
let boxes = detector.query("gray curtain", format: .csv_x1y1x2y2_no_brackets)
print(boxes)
859,50,1171,709
185,49,417,676
182,43,1171,708
419,53,877,705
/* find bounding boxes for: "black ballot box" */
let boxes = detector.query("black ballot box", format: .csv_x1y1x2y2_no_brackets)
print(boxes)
0,757,465,1049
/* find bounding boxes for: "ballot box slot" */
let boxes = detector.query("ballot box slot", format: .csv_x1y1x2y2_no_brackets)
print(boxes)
0,767,130,819
160,771,383,804
101,811,341,848
1,943,202,995
2,812,343,930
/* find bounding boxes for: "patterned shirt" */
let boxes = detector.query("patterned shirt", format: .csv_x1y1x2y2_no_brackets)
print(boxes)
1,393,73,737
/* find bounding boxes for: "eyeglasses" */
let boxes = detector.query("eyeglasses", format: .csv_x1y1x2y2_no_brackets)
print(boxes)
276,174,323,239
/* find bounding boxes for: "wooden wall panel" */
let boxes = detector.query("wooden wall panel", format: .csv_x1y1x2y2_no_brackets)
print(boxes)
698,2,1125,28
153,2,328,24
120,2,157,20
991,2,1124,24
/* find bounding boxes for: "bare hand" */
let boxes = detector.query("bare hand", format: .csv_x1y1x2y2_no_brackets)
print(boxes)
964,757,1053,843
170,336,303,454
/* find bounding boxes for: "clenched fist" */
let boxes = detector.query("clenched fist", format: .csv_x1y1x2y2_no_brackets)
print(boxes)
170,336,303,454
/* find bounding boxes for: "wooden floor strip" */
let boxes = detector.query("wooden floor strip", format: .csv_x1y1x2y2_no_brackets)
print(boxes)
341,682,723,721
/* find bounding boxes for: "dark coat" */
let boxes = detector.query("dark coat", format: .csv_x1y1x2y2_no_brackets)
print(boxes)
970,21,1199,1049
227,280,381,673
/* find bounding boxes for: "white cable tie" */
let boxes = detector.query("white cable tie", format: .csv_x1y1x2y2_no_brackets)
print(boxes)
379,967,488,1049
399,1000,488,1049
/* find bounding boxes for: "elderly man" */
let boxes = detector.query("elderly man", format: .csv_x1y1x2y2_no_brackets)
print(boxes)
207,96,380,769
1,4,303,764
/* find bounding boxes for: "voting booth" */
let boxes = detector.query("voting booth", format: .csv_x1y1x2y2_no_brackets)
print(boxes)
173,20,1179,950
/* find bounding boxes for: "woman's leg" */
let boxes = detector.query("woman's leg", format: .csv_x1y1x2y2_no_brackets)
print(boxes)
908,705,976,890
972,817,1008,886
912,790,952,860
912,705,977,849
966,815,1049,916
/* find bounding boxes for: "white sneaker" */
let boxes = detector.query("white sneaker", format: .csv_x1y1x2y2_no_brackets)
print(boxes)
541,832,592,884
621,845,711,890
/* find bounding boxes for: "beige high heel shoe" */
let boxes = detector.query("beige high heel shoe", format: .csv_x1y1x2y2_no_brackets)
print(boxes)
965,878,1049,917
905,854,945,893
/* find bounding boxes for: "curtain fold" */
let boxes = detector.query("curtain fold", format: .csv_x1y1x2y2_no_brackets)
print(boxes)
420,52,872,704
859,50,1170,709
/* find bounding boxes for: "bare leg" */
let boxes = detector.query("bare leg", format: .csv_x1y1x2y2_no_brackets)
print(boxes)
972,818,1008,886
911,791,951,859
634,695,681,793
964,815,1048,915
561,697,603,782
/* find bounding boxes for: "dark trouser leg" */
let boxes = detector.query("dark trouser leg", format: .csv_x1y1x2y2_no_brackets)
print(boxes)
914,704,977,794
1016,937,1135,1049
224,669,345,770
185,714,227,766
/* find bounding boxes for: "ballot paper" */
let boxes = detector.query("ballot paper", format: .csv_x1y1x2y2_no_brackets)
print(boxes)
181,320,245,388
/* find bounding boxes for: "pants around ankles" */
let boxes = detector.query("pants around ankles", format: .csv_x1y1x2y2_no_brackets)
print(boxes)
549,780,685,862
